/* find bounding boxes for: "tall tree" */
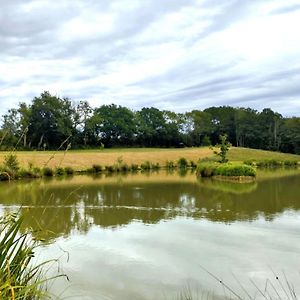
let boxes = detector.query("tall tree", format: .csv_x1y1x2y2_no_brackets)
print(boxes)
28,91,75,149
136,107,169,147
75,100,93,146
93,104,136,146
280,117,300,154
258,108,282,150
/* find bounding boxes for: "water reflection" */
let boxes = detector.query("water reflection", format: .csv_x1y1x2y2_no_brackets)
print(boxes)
0,170,299,241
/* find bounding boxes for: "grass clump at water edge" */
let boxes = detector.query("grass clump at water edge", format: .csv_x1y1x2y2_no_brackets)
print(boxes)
197,162,256,178
0,213,64,299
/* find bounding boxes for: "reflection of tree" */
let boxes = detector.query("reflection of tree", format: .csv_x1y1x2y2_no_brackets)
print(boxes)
0,173,299,241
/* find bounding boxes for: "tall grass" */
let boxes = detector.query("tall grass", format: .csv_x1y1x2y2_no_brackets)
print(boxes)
0,213,62,299
178,268,299,300
197,163,256,178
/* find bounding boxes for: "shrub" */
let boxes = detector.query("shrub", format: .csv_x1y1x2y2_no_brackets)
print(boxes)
55,167,65,176
105,165,115,173
140,161,151,170
190,160,197,169
33,167,41,176
65,166,75,175
197,163,256,178
215,164,256,177
120,164,130,172
243,160,255,166
92,164,102,173
130,164,139,171
152,163,160,170
42,167,54,177
18,168,38,179
3,153,19,172
197,162,218,177
284,160,298,167
257,159,283,168
166,160,175,169
177,157,188,169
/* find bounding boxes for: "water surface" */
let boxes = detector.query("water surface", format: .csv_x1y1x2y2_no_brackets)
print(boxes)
0,170,299,299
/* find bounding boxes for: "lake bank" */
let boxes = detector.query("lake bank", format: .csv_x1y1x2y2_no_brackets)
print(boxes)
0,147,299,170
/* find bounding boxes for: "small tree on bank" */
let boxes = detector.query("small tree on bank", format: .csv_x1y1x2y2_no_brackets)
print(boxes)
214,134,231,163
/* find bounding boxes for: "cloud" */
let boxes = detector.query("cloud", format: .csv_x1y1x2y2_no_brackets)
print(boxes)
0,0,300,118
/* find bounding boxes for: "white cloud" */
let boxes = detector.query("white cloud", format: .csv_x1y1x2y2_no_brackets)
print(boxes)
0,0,300,117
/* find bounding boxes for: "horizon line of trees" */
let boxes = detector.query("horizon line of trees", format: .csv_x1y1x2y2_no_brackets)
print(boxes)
1,91,299,154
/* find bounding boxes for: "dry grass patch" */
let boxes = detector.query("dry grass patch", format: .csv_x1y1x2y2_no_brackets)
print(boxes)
0,148,214,170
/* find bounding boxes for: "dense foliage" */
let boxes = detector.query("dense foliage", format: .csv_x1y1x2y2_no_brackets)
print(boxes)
197,162,256,178
1,91,300,154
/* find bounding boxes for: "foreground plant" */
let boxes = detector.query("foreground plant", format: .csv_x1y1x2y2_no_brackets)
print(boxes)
0,213,62,299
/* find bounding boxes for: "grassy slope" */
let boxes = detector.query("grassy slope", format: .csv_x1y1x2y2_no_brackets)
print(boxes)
228,147,300,162
0,147,299,170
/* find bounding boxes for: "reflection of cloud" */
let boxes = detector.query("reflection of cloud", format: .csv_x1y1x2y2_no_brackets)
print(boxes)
45,215,300,299
179,194,196,210
1,1,300,116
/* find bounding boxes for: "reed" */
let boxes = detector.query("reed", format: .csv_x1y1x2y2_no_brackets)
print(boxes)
0,213,63,299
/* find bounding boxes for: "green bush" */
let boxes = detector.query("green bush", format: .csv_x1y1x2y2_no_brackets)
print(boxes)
64,166,75,175
190,160,197,168
130,164,139,171
105,165,115,173
197,162,218,177
257,159,283,168
120,164,130,172
42,167,54,177
18,168,40,179
166,160,175,169
33,167,41,176
177,157,188,169
92,164,102,173
3,153,19,172
55,167,65,176
284,160,298,167
140,161,151,170
215,164,256,177
152,163,160,170
197,163,256,177
243,160,255,166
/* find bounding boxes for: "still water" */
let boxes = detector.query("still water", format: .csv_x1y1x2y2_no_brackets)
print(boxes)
0,170,300,299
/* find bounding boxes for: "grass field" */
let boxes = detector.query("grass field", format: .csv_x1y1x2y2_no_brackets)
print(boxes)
0,147,299,170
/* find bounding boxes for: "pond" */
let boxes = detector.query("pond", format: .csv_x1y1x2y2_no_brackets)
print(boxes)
0,169,300,299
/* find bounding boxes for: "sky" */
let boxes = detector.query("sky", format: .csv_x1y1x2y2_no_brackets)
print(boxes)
1,0,300,117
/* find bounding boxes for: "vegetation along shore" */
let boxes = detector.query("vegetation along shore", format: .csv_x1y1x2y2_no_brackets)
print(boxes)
0,146,299,182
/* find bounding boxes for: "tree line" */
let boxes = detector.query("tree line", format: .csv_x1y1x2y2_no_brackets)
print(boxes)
1,91,299,154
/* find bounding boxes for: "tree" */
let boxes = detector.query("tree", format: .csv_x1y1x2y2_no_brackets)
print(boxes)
1,108,19,147
204,106,236,145
185,110,212,146
214,134,231,163
28,91,75,149
234,108,261,148
280,117,300,154
257,108,282,151
93,104,136,146
136,107,168,147
74,100,93,146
